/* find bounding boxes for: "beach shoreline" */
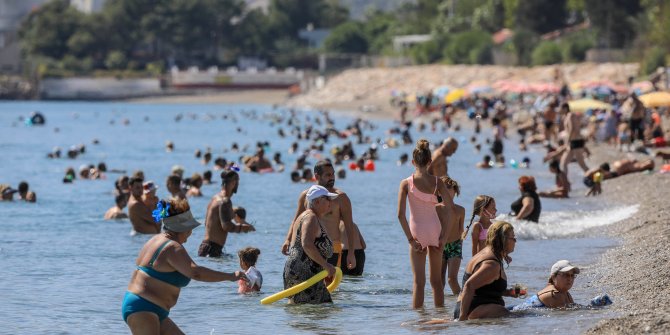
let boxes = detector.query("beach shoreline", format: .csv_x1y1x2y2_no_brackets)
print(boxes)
296,92,669,333
582,147,670,334
123,86,670,333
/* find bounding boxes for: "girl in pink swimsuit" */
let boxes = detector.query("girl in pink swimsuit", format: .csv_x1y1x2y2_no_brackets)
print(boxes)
461,195,497,256
397,139,452,309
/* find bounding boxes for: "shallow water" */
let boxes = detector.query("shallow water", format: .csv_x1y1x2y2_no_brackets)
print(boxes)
0,101,631,334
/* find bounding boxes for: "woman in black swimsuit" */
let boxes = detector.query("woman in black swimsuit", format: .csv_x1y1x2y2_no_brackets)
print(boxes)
510,176,541,222
455,221,521,320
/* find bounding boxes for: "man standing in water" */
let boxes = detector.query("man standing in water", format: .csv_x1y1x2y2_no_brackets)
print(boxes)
428,137,459,177
199,170,255,257
281,160,357,271
127,177,160,234
559,102,589,175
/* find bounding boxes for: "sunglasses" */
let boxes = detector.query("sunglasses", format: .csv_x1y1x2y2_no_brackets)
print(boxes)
558,272,577,279
507,236,517,242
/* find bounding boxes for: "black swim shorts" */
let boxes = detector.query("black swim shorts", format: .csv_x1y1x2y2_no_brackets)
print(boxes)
341,249,366,276
198,240,224,257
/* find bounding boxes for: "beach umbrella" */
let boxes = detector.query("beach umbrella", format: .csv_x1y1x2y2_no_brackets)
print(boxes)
568,98,612,112
445,89,466,103
405,93,417,103
467,85,493,95
639,91,670,108
632,81,653,95
531,83,560,93
589,86,616,96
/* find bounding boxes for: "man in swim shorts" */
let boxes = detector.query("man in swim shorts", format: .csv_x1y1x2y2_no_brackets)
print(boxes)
199,170,255,257
437,176,465,295
281,160,358,271
560,102,589,177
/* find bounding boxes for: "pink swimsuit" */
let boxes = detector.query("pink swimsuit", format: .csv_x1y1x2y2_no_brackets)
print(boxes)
476,222,488,241
406,175,441,248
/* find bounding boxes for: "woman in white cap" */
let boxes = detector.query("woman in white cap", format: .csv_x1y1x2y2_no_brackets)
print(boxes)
520,260,580,309
122,198,247,334
283,185,338,304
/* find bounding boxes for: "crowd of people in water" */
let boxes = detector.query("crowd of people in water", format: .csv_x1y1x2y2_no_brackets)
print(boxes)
4,81,668,333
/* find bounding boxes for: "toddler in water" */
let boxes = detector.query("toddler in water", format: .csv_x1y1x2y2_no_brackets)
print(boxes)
238,247,262,293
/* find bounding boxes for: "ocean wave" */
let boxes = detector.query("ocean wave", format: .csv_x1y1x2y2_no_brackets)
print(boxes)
496,205,639,240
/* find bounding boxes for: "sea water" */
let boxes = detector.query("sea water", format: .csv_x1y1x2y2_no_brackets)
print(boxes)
0,101,634,334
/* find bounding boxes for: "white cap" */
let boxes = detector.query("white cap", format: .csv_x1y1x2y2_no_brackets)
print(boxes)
550,260,580,276
306,185,338,202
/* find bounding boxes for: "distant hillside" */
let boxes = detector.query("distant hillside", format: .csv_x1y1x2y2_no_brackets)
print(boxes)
339,0,415,19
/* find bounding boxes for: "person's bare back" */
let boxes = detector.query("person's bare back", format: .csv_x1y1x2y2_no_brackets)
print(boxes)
104,206,127,220
437,203,464,244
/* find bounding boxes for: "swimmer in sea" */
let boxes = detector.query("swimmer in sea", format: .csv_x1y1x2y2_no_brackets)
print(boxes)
514,260,580,309
237,247,262,293
282,160,359,276
202,170,213,185
186,173,203,197
198,170,255,258
17,181,36,202
427,137,459,177
105,194,129,220
476,155,493,169
142,181,159,210
166,174,186,201
397,140,452,308
437,176,465,295
128,177,160,234
465,195,496,256
0,184,18,201
538,160,570,199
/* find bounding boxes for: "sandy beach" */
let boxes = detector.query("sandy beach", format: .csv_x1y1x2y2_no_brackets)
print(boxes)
583,147,670,334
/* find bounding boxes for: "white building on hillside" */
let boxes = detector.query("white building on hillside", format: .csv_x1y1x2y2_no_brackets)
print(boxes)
70,0,106,14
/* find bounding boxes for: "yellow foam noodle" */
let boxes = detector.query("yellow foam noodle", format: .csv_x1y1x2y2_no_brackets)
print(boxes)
260,267,343,305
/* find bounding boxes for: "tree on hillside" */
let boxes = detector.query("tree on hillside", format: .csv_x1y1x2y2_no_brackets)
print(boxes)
324,22,368,53
585,0,642,48
515,0,567,34
267,0,349,40
230,8,273,59
433,0,505,35
19,0,83,60
362,10,397,54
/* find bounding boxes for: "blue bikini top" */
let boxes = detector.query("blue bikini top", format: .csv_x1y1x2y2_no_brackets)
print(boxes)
137,239,191,288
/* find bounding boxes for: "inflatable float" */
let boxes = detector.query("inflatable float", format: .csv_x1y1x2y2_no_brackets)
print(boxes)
261,267,343,305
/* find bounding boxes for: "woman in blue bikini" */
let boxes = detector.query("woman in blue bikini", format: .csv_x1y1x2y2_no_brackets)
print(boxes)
122,199,247,334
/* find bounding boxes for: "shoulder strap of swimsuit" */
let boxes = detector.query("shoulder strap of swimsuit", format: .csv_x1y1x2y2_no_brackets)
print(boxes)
295,214,307,240
148,240,172,267
472,257,503,278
